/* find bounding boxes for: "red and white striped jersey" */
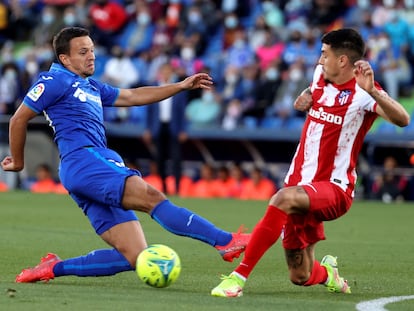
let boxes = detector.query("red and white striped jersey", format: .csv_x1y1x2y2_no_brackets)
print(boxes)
284,64,381,197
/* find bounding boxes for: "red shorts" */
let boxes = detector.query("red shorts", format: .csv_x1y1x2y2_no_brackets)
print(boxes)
282,182,353,250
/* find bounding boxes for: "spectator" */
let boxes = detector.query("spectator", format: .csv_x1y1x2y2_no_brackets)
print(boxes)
190,162,217,198
222,98,243,130
224,28,255,69
88,0,129,51
370,32,411,99
255,28,285,71
62,5,82,28
370,156,408,202
32,5,64,47
222,12,244,50
218,64,244,104
247,14,269,52
211,165,235,198
0,62,22,115
243,63,282,121
267,60,309,122
173,4,208,56
143,62,188,194
240,166,277,200
227,163,249,198
101,45,140,88
101,45,141,123
117,2,155,56
185,88,221,129
171,40,204,76
30,163,57,193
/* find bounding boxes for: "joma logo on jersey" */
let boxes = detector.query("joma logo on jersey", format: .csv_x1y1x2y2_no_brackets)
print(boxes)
309,107,343,125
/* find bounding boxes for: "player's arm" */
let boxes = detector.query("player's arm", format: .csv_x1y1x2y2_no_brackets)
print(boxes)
354,60,410,127
370,89,410,127
114,72,213,107
293,87,313,112
1,104,38,172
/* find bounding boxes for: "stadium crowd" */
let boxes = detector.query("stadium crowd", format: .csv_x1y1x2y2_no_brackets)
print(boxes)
0,0,413,201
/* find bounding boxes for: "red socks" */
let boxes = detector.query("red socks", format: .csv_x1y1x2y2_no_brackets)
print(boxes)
303,260,328,286
235,205,287,278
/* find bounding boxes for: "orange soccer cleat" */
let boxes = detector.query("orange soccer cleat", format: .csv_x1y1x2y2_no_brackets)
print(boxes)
16,253,62,283
215,226,251,262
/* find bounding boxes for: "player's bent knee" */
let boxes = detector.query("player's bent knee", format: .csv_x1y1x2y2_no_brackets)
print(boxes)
290,274,309,286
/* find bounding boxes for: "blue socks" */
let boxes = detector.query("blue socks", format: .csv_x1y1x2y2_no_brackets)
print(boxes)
53,249,133,277
53,200,232,278
150,199,232,246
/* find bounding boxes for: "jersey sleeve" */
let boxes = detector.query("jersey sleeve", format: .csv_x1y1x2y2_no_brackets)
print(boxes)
22,74,64,114
89,78,120,107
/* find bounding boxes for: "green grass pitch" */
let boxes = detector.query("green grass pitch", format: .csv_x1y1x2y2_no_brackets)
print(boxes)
1,192,414,311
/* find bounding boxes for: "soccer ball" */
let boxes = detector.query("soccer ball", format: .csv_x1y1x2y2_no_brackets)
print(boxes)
136,244,181,288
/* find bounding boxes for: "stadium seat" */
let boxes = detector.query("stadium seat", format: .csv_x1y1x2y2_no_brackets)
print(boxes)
260,117,283,129
376,121,397,134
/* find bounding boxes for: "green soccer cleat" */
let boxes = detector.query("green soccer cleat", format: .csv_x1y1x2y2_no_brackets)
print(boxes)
211,273,245,298
321,255,351,294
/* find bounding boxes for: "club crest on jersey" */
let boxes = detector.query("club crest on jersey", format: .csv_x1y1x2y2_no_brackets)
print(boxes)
338,90,351,105
27,83,45,101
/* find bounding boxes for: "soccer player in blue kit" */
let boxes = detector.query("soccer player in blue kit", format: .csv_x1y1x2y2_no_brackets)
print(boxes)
1,27,250,283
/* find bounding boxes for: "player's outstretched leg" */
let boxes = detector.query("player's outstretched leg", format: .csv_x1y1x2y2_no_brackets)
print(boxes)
150,199,250,262
15,249,134,283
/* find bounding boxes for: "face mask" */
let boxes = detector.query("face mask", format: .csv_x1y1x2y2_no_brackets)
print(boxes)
4,69,17,80
262,1,274,12
233,39,244,49
64,14,76,26
202,91,214,102
225,74,238,84
289,69,302,82
383,0,395,7
42,13,55,25
405,0,414,8
357,0,370,9
265,68,279,81
181,47,194,60
137,13,151,25
188,11,201,24
26,61,39,75
377,37,390,50
222,0,237,13
225,16,238,29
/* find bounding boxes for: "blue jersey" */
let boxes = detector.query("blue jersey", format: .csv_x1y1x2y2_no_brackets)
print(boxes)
23,63,120,158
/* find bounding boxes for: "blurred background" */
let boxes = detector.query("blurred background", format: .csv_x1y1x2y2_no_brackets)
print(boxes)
0,0,413,202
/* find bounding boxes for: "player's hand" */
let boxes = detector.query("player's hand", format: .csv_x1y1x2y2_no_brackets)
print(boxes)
180,73,213,90
353,60,375,94
1,156,23,172
294,88,313,111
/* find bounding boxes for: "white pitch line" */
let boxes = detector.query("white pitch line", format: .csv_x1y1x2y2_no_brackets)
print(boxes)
356,295,414,311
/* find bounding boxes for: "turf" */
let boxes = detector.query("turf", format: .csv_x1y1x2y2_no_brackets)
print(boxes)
1,192,414,311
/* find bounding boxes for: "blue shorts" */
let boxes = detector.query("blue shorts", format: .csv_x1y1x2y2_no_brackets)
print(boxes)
59,147,140,235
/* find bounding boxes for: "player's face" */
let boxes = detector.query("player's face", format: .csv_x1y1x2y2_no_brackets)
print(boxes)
318,44,341,82
64,36,95,78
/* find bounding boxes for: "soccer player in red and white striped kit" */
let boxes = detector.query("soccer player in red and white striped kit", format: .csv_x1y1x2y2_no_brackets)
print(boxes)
212,28,410,297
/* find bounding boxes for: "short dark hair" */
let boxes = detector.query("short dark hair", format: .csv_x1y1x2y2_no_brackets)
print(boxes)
52,27,90,63
321,28,365,64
